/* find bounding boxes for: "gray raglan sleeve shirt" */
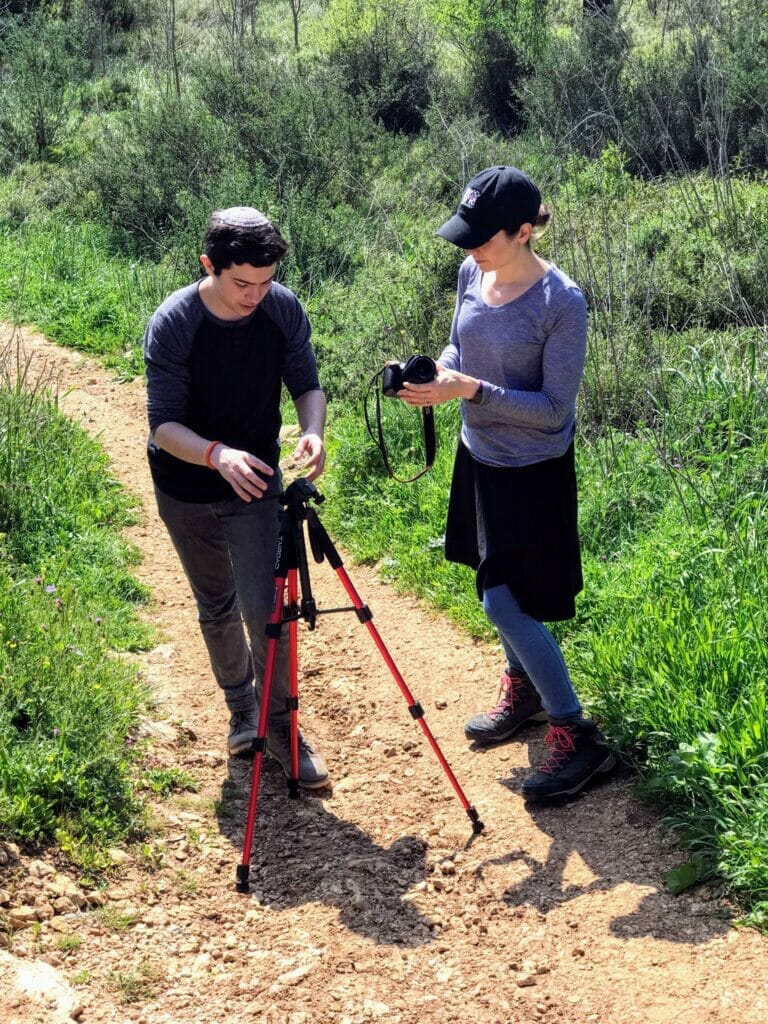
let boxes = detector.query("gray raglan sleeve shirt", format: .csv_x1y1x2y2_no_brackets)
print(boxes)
439,259,587,467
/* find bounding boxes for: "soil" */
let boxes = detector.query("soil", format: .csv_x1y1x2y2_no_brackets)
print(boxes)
2,322,768,1024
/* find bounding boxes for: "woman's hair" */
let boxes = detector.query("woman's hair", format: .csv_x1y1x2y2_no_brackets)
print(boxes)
505,203,551,244
530,203,552,241
203,211,288,273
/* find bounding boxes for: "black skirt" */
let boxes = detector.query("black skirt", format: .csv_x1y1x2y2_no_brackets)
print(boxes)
445,441,583,622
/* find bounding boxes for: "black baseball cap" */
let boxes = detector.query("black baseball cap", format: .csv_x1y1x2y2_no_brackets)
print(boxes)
436,166,542,249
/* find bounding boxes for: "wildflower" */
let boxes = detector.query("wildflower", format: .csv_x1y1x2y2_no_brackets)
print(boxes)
45,584,56,594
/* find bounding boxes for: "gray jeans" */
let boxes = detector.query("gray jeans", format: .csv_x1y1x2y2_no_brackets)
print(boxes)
154,485,290,723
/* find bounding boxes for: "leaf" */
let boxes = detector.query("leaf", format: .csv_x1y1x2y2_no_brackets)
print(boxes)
665,861,699,895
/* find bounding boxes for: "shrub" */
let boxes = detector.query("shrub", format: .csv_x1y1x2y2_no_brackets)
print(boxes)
323,0,437,135
75,93,234,257
0,12,92,169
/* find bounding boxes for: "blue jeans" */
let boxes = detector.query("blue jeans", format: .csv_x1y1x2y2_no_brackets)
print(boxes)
154,486,290,723
482,584,582,722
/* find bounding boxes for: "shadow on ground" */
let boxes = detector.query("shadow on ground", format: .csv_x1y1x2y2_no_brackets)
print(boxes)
471,728,732,946
214,754,434,948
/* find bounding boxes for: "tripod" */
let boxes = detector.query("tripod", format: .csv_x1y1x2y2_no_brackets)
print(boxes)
235,478,484,893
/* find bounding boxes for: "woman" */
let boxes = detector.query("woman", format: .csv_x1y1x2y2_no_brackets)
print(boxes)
398,166,615,802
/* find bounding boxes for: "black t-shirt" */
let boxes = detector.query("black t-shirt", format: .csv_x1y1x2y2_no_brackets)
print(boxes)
144,281,321,502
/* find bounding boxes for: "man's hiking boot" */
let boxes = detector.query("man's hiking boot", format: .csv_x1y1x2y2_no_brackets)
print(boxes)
267,722,330,790
227,705,259,757
521,718,616,802
464,671,548,746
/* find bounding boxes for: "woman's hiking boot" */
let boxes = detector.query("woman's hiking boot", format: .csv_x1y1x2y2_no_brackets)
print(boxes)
521,718,616,802
464,671,548,746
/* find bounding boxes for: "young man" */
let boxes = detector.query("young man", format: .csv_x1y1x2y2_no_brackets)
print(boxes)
144,206,329,788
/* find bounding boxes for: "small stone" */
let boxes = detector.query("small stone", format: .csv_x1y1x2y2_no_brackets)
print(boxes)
32,898,54,921
27,860,55,879
517,975,537,988
8,907,38,930
362,999,390,1017
107,848,133,867
277,964,314,986
47,919,72,934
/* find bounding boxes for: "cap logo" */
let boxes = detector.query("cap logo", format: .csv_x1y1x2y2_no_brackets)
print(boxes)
461,187,481,209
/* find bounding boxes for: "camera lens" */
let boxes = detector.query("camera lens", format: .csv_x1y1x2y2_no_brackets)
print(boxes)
404,355,436,384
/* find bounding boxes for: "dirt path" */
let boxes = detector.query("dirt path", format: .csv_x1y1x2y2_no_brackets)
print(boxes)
1,323,767,1024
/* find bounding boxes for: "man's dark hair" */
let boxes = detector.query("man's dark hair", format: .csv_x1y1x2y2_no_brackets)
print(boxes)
203,207,289,273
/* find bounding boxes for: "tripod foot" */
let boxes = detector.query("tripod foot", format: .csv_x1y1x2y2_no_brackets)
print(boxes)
235,864,250,894
468,806,485,835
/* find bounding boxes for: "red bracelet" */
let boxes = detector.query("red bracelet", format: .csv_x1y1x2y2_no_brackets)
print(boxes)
204,440,222,470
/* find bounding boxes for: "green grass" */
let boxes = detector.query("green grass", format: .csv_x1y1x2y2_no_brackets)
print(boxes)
0,219,181,378
106,960,165,1004
0,346,152,866
140,767,199,796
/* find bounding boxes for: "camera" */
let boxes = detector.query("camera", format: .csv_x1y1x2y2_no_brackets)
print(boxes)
381,355,436,397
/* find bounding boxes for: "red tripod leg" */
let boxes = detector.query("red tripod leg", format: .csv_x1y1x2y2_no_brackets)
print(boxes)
236,572,288,894
287,568,300,797
333,566,484,835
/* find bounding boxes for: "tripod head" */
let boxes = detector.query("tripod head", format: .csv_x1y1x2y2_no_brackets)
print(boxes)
280,477,325,509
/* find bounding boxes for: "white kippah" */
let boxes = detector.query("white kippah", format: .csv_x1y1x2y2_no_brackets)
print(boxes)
211,207,271,227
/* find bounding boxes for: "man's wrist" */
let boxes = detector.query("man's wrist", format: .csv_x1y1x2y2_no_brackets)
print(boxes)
204,440,222,469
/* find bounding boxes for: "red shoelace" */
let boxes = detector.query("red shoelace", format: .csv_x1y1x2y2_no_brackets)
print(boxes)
537,724,577,775
489,672,527,718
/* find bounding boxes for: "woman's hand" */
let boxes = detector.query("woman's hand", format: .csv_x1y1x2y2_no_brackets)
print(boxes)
398,364,480,407
211,445,274,502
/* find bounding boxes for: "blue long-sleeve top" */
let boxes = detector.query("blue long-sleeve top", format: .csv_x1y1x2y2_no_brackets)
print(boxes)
439,258,587,468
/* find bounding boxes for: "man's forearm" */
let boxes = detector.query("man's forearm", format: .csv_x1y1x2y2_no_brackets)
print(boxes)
294,389,326,438
153,421,211,465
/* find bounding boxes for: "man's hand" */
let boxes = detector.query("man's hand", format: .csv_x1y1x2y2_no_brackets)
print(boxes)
211,445,274,502
291,432,325,481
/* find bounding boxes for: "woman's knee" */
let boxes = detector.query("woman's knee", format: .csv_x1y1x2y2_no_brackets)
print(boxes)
482,583,521,625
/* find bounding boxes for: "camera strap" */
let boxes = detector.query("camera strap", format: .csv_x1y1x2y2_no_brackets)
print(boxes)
364,371,437,483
